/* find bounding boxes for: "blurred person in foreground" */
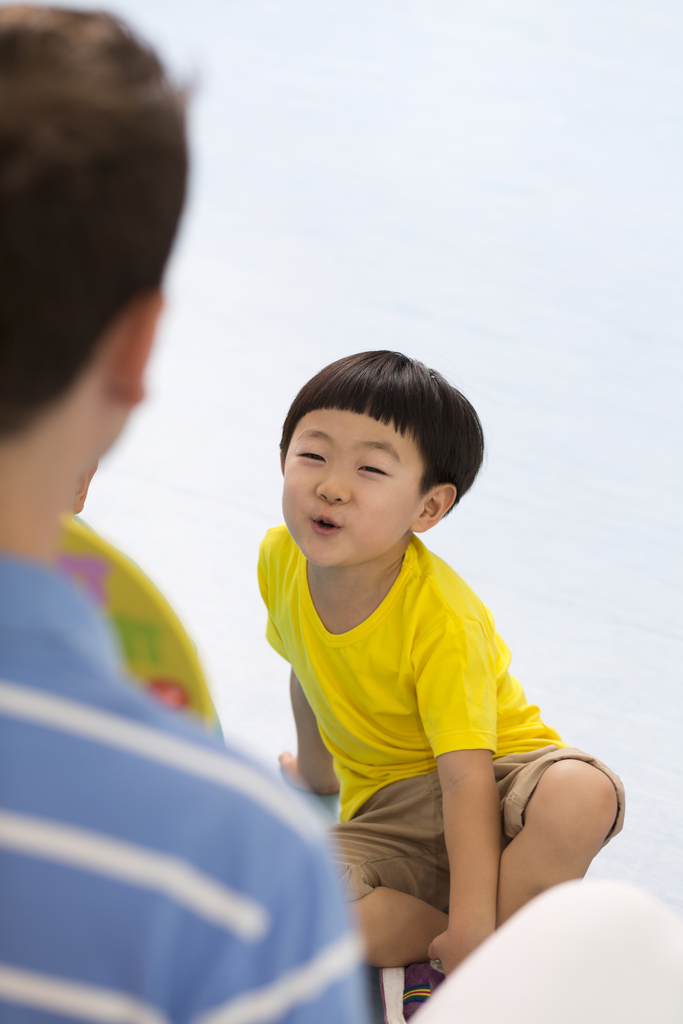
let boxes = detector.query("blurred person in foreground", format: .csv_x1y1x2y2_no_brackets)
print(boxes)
0,8,365,1021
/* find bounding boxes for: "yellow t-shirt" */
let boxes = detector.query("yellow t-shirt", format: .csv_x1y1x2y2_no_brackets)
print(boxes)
258,525,566,822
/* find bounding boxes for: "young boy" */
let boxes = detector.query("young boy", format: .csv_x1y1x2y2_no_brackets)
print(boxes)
259,350,624,979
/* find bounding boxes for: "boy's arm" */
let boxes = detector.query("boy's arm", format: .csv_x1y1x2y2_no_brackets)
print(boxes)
429,749,501,974
279,669,340,794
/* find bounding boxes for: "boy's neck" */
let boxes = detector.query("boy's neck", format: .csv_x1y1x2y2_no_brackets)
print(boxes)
306,537,412,635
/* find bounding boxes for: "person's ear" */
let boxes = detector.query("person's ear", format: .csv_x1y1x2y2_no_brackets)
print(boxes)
411,484,457,534
73,462,99,515
281,449,286,476
100,290,164,408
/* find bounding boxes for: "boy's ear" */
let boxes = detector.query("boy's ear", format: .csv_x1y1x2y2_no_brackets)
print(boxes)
100,289,164,408
280,449,286,476
411,484,457,534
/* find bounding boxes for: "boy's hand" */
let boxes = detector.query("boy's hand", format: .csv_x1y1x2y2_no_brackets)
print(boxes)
279,751,311,791
286,670,341,794
428,923,493,975
279,751,340,795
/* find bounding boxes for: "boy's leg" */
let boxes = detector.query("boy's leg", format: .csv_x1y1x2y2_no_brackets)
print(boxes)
333,751,623,964
496,751,623,924
329,773,450,967
356,886,447,966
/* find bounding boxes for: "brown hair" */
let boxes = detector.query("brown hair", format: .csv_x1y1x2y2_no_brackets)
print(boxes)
0,6,187,435
280,351,485,513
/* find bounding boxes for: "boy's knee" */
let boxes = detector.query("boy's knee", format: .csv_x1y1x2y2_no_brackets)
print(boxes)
528,760,618,837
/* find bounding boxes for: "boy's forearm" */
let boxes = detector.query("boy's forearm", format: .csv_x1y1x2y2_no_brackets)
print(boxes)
290,670,339,793
435,750,501,969
443,775,500,930
296,748,339,793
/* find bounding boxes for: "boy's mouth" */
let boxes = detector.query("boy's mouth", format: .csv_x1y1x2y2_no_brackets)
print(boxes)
312,515,341,534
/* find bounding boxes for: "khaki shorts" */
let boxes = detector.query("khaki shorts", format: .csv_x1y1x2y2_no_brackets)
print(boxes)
329,745,625,909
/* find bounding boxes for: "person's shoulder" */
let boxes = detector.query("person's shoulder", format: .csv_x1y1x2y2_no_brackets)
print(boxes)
0,673,365,1021
259,523,297,560
118,702,365,1017
258,524,301,588
403,535,493,633
100,701,366,1020
0,664,336,920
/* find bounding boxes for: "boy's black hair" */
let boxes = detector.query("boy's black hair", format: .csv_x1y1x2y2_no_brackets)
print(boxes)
0,6,187,437
280,351,484,513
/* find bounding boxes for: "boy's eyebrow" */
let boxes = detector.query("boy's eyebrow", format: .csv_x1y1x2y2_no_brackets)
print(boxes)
356,440,402,463
297,429,333,444
296,430,402,463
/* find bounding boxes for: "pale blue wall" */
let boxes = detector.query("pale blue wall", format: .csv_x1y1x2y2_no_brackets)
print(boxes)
81,0,683,911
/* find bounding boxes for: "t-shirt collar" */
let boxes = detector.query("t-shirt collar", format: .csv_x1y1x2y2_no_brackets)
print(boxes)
0,552,120,674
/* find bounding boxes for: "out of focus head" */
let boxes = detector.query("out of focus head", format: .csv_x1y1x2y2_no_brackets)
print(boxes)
0,5,187,439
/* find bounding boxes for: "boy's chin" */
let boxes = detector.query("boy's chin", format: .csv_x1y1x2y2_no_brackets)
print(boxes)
295,536,350,569
301,545,344,569
287,521,336,558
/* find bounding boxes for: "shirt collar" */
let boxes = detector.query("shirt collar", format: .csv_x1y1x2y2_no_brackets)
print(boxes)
0,553,120,674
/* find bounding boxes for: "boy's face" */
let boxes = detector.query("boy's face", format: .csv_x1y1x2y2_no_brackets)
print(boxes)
282,408,438,570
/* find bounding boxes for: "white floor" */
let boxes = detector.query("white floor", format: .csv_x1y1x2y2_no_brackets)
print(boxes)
77,0,682,911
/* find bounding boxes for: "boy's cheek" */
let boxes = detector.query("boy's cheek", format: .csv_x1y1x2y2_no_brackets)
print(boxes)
281,486,298,522
281,471,304,508
281,498,304,547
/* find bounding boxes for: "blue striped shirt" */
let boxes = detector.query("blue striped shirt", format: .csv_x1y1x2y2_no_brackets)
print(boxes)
0,554,366,1023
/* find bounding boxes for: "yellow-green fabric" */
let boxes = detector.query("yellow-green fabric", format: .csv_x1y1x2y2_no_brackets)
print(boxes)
258,525,567,822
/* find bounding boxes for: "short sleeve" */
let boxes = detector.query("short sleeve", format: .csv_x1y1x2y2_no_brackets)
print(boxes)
258,538,289,661
413,617,498,756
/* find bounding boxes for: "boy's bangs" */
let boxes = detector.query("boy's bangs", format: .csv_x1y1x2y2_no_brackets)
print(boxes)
280,351,485,511
282,350,444,442
299,356,434,440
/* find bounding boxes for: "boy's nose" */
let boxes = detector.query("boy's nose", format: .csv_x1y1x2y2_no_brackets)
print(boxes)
317,479,349,503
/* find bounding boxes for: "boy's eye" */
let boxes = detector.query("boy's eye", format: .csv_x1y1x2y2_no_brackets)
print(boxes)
360,465,386,475
300,452,325,461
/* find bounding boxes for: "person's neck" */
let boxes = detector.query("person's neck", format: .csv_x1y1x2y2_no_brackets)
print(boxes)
0,413,88,564
306,536,412,635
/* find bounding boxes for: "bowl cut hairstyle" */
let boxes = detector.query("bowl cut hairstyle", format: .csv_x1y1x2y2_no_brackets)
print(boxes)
280,351,485,513
0,6,187,436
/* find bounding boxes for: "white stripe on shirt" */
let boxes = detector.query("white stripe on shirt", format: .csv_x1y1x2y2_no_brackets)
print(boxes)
195,931,362,1024
0,680,319,839
0,932,359,1024
0,962,169,1024
0,810,268,942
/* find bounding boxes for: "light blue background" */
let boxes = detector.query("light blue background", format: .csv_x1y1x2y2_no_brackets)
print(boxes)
80,1,683,911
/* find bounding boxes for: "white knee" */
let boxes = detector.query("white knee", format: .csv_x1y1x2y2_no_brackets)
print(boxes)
417,881,683,1024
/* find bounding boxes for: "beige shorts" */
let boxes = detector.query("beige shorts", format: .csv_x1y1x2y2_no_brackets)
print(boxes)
329,745,625,908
